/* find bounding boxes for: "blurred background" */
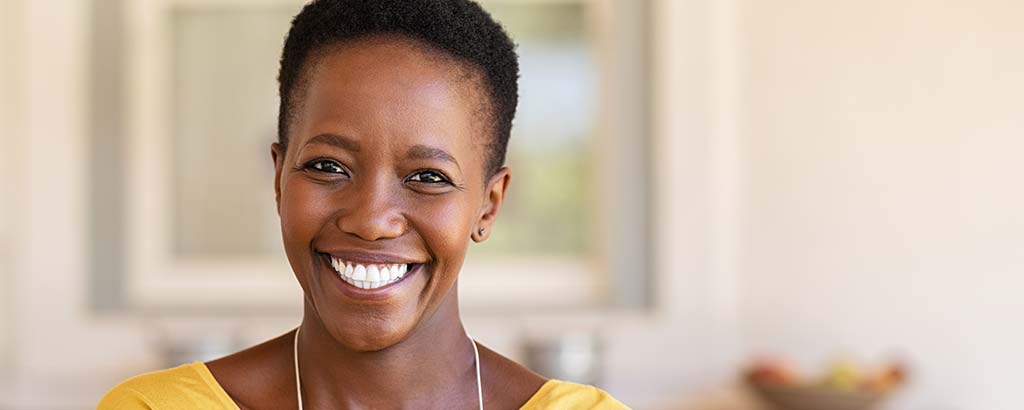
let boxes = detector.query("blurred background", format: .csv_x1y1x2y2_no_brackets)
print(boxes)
1,0,1022,409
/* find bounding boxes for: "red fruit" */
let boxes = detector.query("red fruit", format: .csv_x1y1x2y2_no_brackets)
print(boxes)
747,360,801,386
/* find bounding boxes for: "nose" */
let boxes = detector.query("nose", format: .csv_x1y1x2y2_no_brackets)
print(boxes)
336,178,406,242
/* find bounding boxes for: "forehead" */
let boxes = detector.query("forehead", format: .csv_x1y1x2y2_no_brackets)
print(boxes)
291,36,488,154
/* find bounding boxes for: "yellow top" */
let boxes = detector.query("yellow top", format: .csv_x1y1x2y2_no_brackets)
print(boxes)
98,362,629,410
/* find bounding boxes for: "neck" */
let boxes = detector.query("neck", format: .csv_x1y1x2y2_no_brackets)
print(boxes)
295,291,478,409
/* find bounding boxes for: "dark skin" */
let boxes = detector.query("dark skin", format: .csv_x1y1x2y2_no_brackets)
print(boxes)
206,36,546,409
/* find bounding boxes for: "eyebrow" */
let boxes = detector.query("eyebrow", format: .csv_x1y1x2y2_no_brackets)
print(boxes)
305,133,361,152
407,144,460,171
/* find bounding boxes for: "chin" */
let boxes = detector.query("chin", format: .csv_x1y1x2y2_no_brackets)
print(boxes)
311,288,426,352
326,319,411,352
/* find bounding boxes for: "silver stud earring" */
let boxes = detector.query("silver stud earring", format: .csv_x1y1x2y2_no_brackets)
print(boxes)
478,227,485,236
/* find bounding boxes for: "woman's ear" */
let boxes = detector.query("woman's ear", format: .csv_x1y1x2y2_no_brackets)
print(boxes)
271,142,285,214
473,167,511,242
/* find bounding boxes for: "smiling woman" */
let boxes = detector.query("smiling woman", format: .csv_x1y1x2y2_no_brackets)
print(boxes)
97,1,627,409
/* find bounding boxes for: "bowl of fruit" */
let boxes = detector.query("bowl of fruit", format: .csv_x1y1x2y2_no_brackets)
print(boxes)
745,359,906,410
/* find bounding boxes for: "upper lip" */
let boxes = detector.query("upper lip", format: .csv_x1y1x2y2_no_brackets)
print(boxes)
317,250,424,265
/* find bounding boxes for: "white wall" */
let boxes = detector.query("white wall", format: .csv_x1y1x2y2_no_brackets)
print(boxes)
0,0,23,377
738,1,1024,409
1,0,24,394
1,2,158,408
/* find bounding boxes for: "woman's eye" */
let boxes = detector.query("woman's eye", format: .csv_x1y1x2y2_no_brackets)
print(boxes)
407,170,450,185
305,159,347,175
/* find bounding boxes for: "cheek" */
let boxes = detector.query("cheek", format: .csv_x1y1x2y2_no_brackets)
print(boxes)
410,196,474,263
279,177,334,250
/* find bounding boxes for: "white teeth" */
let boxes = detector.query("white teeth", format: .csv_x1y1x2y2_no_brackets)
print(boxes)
329,257,412,290
367,265,381,282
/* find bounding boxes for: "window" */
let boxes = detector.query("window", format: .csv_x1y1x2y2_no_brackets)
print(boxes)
113,0,651,310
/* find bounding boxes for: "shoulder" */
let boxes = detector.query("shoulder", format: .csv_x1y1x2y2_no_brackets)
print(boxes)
203,331,295,410
475,343,547,407
475,343,628,409
96,362,237,410
520,380,630,410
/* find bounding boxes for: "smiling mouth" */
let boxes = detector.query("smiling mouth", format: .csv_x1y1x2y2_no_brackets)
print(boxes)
327,256,416,290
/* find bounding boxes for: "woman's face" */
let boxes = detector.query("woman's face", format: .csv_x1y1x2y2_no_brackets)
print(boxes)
272,37,509,351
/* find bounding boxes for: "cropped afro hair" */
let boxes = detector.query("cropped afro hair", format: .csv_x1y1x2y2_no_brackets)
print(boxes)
277,0,519,175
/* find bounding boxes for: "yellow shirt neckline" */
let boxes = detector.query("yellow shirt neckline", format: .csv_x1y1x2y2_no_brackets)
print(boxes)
190,361,561,409
98,361,627,409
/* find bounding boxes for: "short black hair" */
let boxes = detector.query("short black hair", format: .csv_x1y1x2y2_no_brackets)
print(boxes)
278,0,519,175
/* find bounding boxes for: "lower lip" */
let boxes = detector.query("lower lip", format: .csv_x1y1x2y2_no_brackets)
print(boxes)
321,256,422,301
